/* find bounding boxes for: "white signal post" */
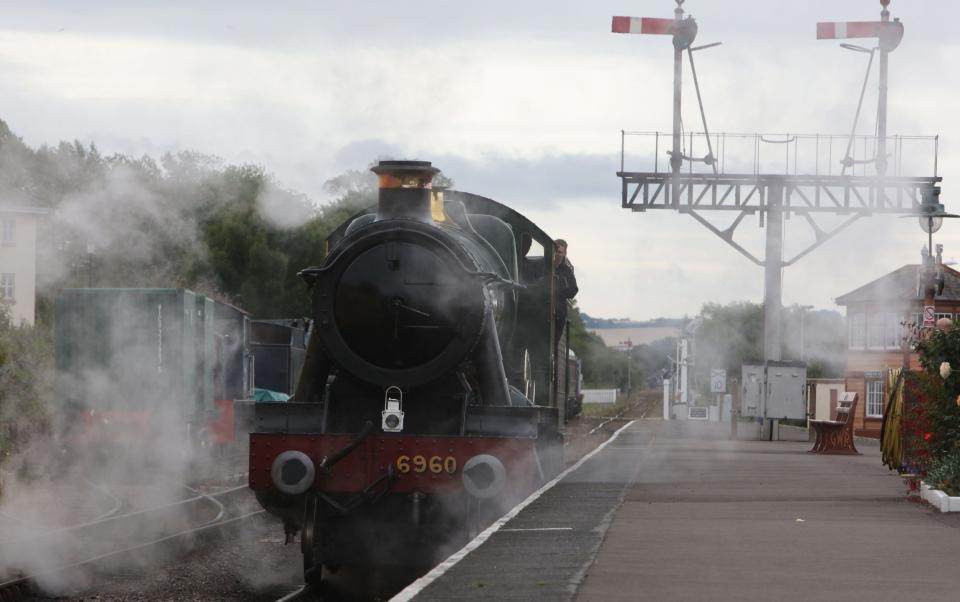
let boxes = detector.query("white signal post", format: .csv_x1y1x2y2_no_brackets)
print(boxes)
817,0,903,176
612,1,697,203
611,0,938,376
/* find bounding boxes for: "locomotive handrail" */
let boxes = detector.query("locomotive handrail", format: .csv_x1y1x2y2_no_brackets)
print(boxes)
471,270,524,289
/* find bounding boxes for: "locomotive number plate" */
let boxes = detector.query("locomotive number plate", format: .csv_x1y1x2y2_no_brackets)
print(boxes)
395,455,458,475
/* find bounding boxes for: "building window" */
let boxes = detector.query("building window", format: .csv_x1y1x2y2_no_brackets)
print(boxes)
867,314,884,349
0,218,13,248
936,312,953,325
0,273,13,301
866,380,884,418
849,313,865,349
884,313,901,348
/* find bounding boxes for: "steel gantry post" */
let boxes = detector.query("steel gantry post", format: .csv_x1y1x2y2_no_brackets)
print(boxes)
762,182,785,362
671,2,684,204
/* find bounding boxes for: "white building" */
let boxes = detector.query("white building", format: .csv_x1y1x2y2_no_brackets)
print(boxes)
587,326,679,349
0,205,46,325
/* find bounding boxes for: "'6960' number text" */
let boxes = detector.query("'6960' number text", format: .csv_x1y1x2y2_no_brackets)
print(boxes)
395,455,457,475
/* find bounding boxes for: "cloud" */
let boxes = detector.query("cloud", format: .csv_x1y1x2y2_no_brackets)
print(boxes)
2,0,960,321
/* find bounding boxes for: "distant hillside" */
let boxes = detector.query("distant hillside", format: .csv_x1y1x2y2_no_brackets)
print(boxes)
580,313,684,329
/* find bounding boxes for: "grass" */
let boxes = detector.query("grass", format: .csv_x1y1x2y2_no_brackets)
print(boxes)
580,389,663,418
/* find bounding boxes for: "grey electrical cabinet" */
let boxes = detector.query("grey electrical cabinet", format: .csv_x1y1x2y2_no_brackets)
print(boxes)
765,360,807,420
741,364,764,417
740,360,807,420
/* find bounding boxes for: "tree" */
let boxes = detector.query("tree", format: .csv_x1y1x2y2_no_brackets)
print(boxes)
0,307,53,464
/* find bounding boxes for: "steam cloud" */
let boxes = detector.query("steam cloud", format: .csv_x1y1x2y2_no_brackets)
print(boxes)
0,142,312,594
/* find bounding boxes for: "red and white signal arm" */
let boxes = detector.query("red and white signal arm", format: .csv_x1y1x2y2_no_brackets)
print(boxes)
611,16,676,35
611,15,698,49
923,305,936,327
816,20,904,52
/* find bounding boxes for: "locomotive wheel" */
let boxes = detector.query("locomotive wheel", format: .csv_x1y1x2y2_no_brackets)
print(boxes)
301,494,322,585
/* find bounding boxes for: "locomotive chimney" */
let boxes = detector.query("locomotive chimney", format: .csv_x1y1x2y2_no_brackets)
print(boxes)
371,160,440,222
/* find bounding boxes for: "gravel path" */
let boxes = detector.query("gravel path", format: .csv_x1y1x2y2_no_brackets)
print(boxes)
32,513,304,602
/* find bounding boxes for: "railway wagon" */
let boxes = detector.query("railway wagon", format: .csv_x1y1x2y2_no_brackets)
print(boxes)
55,288,252,454
249,160,574,582
250,318,309,397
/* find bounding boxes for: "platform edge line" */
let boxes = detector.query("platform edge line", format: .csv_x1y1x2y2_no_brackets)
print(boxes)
389,419,638,602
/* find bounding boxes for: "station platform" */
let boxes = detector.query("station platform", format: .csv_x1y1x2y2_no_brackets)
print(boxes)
393,419,960,601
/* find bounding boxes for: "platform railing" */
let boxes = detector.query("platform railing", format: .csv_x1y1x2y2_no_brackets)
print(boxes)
620,131,939,179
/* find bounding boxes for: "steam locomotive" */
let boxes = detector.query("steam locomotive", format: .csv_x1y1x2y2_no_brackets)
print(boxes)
248,160,574,581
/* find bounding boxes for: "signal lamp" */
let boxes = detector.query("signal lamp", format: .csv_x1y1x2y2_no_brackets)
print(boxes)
382,386,405,433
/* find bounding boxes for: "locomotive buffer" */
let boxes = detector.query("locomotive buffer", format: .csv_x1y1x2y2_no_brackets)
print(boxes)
612,1,942,415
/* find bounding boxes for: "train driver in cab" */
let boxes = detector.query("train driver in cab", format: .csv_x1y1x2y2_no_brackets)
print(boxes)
553,238,578,343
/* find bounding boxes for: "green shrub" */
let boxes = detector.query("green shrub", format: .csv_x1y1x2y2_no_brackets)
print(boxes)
925,448,960,496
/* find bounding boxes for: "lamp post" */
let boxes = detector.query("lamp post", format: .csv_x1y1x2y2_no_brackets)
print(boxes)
910,188,958,328
798,305,814,362
86,242,96,287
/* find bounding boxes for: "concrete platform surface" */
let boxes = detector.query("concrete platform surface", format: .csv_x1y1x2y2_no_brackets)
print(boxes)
399,419,960,601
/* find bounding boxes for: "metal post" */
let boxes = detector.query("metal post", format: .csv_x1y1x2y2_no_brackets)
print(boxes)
621,339,633,393
663,378,671,420
763,181,785,363
877,1,890,176
799,304,813,362
671,2,684,206
679,339,689,405
800,310,805,361
563,322,571,425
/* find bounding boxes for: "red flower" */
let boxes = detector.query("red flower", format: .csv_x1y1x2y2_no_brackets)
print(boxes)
924,432,934,442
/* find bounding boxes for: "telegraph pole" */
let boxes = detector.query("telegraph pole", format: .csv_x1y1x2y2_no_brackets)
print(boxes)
620,339,634,392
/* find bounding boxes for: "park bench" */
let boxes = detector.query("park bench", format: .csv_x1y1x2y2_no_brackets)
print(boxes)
809,392,860,455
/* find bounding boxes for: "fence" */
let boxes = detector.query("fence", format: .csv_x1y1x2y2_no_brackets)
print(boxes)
582,389,619,404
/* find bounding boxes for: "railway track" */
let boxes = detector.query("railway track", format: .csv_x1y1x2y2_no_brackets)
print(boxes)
0,483,263,601
274,583,316,601
0,400,659,601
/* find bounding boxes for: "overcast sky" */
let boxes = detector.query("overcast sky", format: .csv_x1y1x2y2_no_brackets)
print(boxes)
1,0,958,320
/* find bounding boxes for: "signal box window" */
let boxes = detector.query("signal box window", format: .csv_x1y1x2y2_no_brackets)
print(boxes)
866,315,883,349
0,219,13,248
0,273,14,301
848,313,865,349
866,380,884,418
884,313,900,349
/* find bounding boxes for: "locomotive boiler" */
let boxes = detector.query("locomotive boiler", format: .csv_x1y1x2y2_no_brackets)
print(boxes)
248,160,569,582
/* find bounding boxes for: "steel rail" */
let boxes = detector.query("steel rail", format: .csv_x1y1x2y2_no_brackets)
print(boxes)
274,584,316,602
0,485,261,600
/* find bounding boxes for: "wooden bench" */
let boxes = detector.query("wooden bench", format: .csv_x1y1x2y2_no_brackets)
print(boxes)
809,392,860,455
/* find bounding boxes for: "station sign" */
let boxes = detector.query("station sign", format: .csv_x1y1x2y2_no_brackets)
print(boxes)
710,368,727,393
923,305,935,327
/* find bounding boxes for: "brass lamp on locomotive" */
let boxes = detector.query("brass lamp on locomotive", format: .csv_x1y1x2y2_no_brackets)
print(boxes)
248,160,567,580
